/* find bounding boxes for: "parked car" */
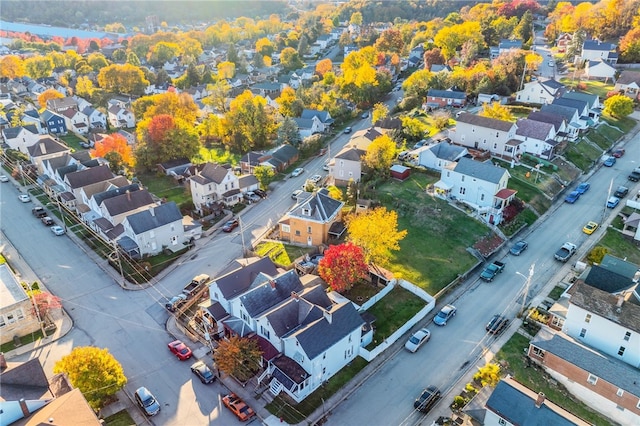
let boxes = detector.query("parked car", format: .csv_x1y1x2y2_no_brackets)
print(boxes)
222,393,256,422
243,191,261,203
361,112,369,119
165,294,187,312
509,240,528,256
564,190,580,204
614,186,629,198
583,221,598,235
41,216,54,226
344,126,352,134
190,360,215,384
32,206,47,218
18,194,30,203
629,168,640,182
222,219,240,232
0,175,8,182
253,189,267,198
134,387,160,416
322,162,330,171
291,189,304,200
433,305,456,326
413,139,427,150
404,328,431,352
575,182,590,194
603,156,616,167
606,196,620,208
309,174,323,184
486,315,509,335
291,167,304,177
50,226,65,236
167,340,192,360
414,386,441,413
548,60,554,67
612,149,625,158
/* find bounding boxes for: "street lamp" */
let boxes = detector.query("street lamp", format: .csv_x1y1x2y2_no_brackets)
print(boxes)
516,264,535,317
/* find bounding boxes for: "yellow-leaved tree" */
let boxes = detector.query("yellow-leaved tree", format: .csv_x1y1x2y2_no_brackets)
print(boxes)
54,346,127,410
479,102,514,122
346,207,407,264
362,134,396,177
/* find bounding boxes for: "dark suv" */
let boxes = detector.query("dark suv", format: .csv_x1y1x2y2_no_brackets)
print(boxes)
486,315,509,335
32,207,47,218
414,386,441,413
614,186,629,198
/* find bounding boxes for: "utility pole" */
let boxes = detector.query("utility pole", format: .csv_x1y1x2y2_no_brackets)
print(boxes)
516,263,535,317
239,217,247,257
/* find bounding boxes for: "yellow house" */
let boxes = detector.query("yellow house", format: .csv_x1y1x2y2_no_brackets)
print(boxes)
279,188,345,246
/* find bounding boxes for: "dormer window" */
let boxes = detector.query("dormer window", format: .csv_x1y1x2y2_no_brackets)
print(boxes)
302,208,311,216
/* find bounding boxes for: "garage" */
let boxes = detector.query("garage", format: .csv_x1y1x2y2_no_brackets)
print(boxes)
390,164,411,181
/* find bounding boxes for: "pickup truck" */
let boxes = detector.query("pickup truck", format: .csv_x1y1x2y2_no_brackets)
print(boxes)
554,242,577,262
628,167,640,182
182,274,211,298
32,206,47,218
480,261,506,282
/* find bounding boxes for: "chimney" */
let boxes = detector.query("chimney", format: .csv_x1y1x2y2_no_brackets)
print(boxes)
40,142,46,154
616,294,624,308
0,352,7,370
19,398,30,417
269,279,276,290
535,392,545,408
291,291,299,300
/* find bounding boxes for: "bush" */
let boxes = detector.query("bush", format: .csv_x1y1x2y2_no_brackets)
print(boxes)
587,246,608,264
451,395,467,410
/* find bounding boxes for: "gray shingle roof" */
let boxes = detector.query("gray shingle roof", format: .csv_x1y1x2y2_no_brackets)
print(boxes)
553,98,587,115
214,257,279,300
101,189,154,216
516,119,554,140
583,266,635,294
288,188,344,223
293,302,364,360
427,89,466,99
125,201,182,234
532,330,640,395
453,157,508,184
271,144,299,162
456,113,515,132
568,282,640,332
65,164,114,189
428,142,466,161
540,104,578,122
562,92,598,109
301,109,332,123
540,78,565,90
616,70,640,86
582,40,616,51
265,285,333,337
240,269,304,317
527,111,566,132
192,163,230,185
599,254,639,280
27,137,69,157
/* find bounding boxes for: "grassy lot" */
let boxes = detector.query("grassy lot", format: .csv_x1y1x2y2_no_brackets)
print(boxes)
253,241,314,266
136,171,191,205
594,229,640,265
496,333,612,425
266,357,369,423
547,285,566,300
564,139,602,172
198,146,241,165
59,133,85,151
373,173,488,293
0,330,45,353
365,286,426,345
507,177,552,215
602,115,636,133
586,125,623,150
102,410,135,426
550,157,582,183
494,159,562,196
559,79,613,98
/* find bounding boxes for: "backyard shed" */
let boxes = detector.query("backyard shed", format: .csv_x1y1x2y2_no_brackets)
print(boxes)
390,164,411,181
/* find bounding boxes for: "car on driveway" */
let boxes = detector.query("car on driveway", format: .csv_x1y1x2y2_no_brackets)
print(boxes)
433,305,456,326
606,196,620,208
344,126,352,134
41,216,54,226
18,194,30,202
583,221,598,235
614,186,629,198
50,226,65,236
322,162,330,171
222,393,256,421
167,340,192,360
576,182,590,194
509,240,528,256
243,191,261,203
603,156,616,167
135,386,160,416
291,167,304,177
0,175,8,182
190,360,215,384
309,174,323,184
253,188,267,198
291,189,304,200
486,315,509,335
564,190,580,204
222,219,240,232
612,149,625,158
404,328,431,352
414,386,441,413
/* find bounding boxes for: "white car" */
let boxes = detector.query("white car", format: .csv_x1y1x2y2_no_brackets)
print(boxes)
51,226,65,236
0,175,9,182
548,60,554,67
291,168,304,177
309,174,323,184
18,194,30,203
404,328,431,352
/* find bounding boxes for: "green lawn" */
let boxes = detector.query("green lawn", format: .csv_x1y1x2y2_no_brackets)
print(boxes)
564,140,602,171
507,178,552,215
59,134,84,151
374,173,488,293
559,79,613,99
0,330,45,353
103,410,135,426
136,171,191,205
253,241,314,266
365,286,426,344
198,146,241,165
602,115,637,133
594,229,640,265
547,285,566,300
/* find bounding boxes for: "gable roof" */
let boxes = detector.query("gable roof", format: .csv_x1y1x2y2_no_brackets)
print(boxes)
2,125,37,140
452,157,508,184
582,40,616,51
616,70,640,86
214,256,279,300
288,188,344,223
540,104,578,122
40,109,64,122
456,113,514,132
27,137,70,157
301,109,332,123
124,201,182,234
428,142,466,161
516,119,554,140
240,269,304,317
583,265,636,293
265,285,332,337
240,151,265,166
271,144,299,162
427,88,466,99
599,254,639,280
527,111,566,132
553,97,588,114
562,92,598,109
101,189,154,215
191,163,231,185
568,282,640,332
64,164,114,189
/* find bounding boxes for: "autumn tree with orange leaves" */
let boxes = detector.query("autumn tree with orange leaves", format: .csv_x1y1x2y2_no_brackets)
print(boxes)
318,243,369,293
213,336,262,382
134,114,200,170
37,89,64,109
90,134,134,173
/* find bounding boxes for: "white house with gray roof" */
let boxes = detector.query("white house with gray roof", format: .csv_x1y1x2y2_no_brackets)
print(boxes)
515,78,566,104
415,141,468,171
119,201,185,257
2,125,40,153
450,113,517,157
189,162,241,212
514,118,558,159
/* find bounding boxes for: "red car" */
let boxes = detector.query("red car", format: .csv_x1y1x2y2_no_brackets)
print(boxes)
167,340,192,360
222,393,256,422
222,219,239,232
612,149,625,158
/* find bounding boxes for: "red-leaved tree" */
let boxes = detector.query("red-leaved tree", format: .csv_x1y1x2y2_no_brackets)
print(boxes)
318,243,369,293
90,133,134,168
32,292,62,320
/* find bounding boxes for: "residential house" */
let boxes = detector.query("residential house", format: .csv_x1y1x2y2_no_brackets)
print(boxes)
158,158,192,177
189,162,241,212
260,144,300,172
562,92,601,122
279,188,344,246
46,96,78,114
251,81,281,98
40,110,67,134
0,263,41,345
563,282,640,369
60,108,89,134
331,127,381,185
2,125,40,153
6,109,45,134
434,157,514,224
528,329,640,425
293,115,323,139
430,64,452,73
584,59,616,82
116,129,136,145
99,188,156,228
581,40,618,64
614,70,640,100
300,109,334,133
240,151,268,174
81,105,107,129
527,111,570,141
76,178,135,224
553,97,597,126
450,113,517,157
540,104,583,138
107,99,135,128
415,141,468,171
24,78,47,96
490,39,523,59
515,78,566,104
424,88,466,109
119,201,185,258
514,118,558,159
557,33,573,53
481,376,591,426
27,137,72,173
63,164,115,201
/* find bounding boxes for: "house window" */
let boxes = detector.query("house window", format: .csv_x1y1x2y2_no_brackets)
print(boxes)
295,230,301,236
307,226,312,234
260,326,270,339
587,374,598,385
618,346,625,356
0,316,5,327
447,172,450,177
461,176,465,182
7,313,15,324
480,194,485,201
624,331,631,341
585,314,591,323
241,312,249,323
498,419,506,426
579,328,586,338
617,388,624,397
459,188,466,195
16,309,24,320
531,347,545,358
282,224,290,233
